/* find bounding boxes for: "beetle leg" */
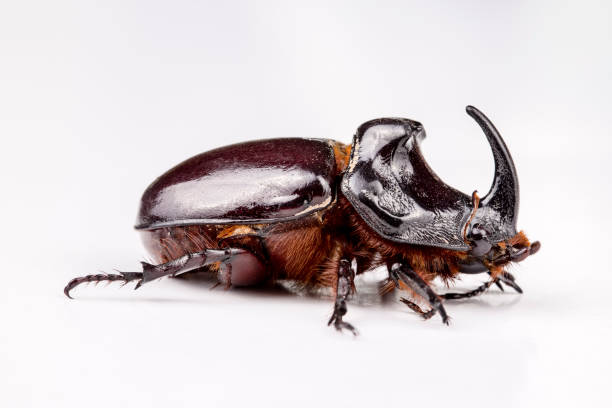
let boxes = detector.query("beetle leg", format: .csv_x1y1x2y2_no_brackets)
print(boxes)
484,270,522,293
64,248,247,298
327,258,358,336
136,248,246,288
442,280,495,300
493,280,505,292
440,271,522,301
390,263,450,325
399,298,436,320
497,271,523,293
64,272,142,299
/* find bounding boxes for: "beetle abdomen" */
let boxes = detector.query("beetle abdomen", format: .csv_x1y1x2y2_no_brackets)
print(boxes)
136,138,341,230
140,224,219,264
140,224,269,286
139,218,338,288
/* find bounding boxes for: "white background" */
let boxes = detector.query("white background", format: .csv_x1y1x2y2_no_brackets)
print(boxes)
1,1,611,407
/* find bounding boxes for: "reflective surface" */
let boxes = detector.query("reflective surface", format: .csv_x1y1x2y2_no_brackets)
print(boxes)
466,106,519,243
341,107,520,251
136,138,336,229
341,117,473,250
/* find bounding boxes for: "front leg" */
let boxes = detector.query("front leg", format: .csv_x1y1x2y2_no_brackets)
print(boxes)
389,263,450,325
328,258,358,336
442,271,523,300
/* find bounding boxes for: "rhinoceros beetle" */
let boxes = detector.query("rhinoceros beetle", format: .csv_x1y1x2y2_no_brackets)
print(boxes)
65,106,540,335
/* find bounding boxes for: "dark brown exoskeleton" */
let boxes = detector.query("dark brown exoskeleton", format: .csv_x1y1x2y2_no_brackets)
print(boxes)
65,106,540,335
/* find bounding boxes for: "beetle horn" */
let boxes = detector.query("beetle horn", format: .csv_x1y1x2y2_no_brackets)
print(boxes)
466,105,519,234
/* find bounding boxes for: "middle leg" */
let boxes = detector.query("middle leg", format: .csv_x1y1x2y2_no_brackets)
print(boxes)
389,263,450,325
327,258,358,335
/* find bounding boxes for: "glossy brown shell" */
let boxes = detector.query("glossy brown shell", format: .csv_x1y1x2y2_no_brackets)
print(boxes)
135,138,338,230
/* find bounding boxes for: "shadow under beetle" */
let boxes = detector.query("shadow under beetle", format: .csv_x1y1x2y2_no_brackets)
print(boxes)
65,106,540,335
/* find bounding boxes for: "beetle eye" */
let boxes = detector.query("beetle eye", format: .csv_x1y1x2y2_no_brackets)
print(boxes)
468,223,489,241
467,223,493,257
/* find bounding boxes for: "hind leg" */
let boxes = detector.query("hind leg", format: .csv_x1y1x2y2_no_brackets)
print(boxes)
64,247,267,298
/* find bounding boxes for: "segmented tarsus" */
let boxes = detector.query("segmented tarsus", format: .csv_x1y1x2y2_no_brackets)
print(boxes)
442,279,495,300
400,298,437,320
64,272,143,299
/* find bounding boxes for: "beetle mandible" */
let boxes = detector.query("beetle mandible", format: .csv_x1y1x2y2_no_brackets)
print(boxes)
65,106,540,335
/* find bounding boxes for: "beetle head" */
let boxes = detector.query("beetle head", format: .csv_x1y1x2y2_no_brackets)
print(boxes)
460,222,541,274
341,105,539,264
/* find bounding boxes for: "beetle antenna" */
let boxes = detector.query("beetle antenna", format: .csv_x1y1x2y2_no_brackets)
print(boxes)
64,272,143,299
462,190,480,243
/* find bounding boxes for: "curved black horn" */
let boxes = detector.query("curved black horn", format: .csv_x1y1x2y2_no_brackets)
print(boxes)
466,105,519,235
